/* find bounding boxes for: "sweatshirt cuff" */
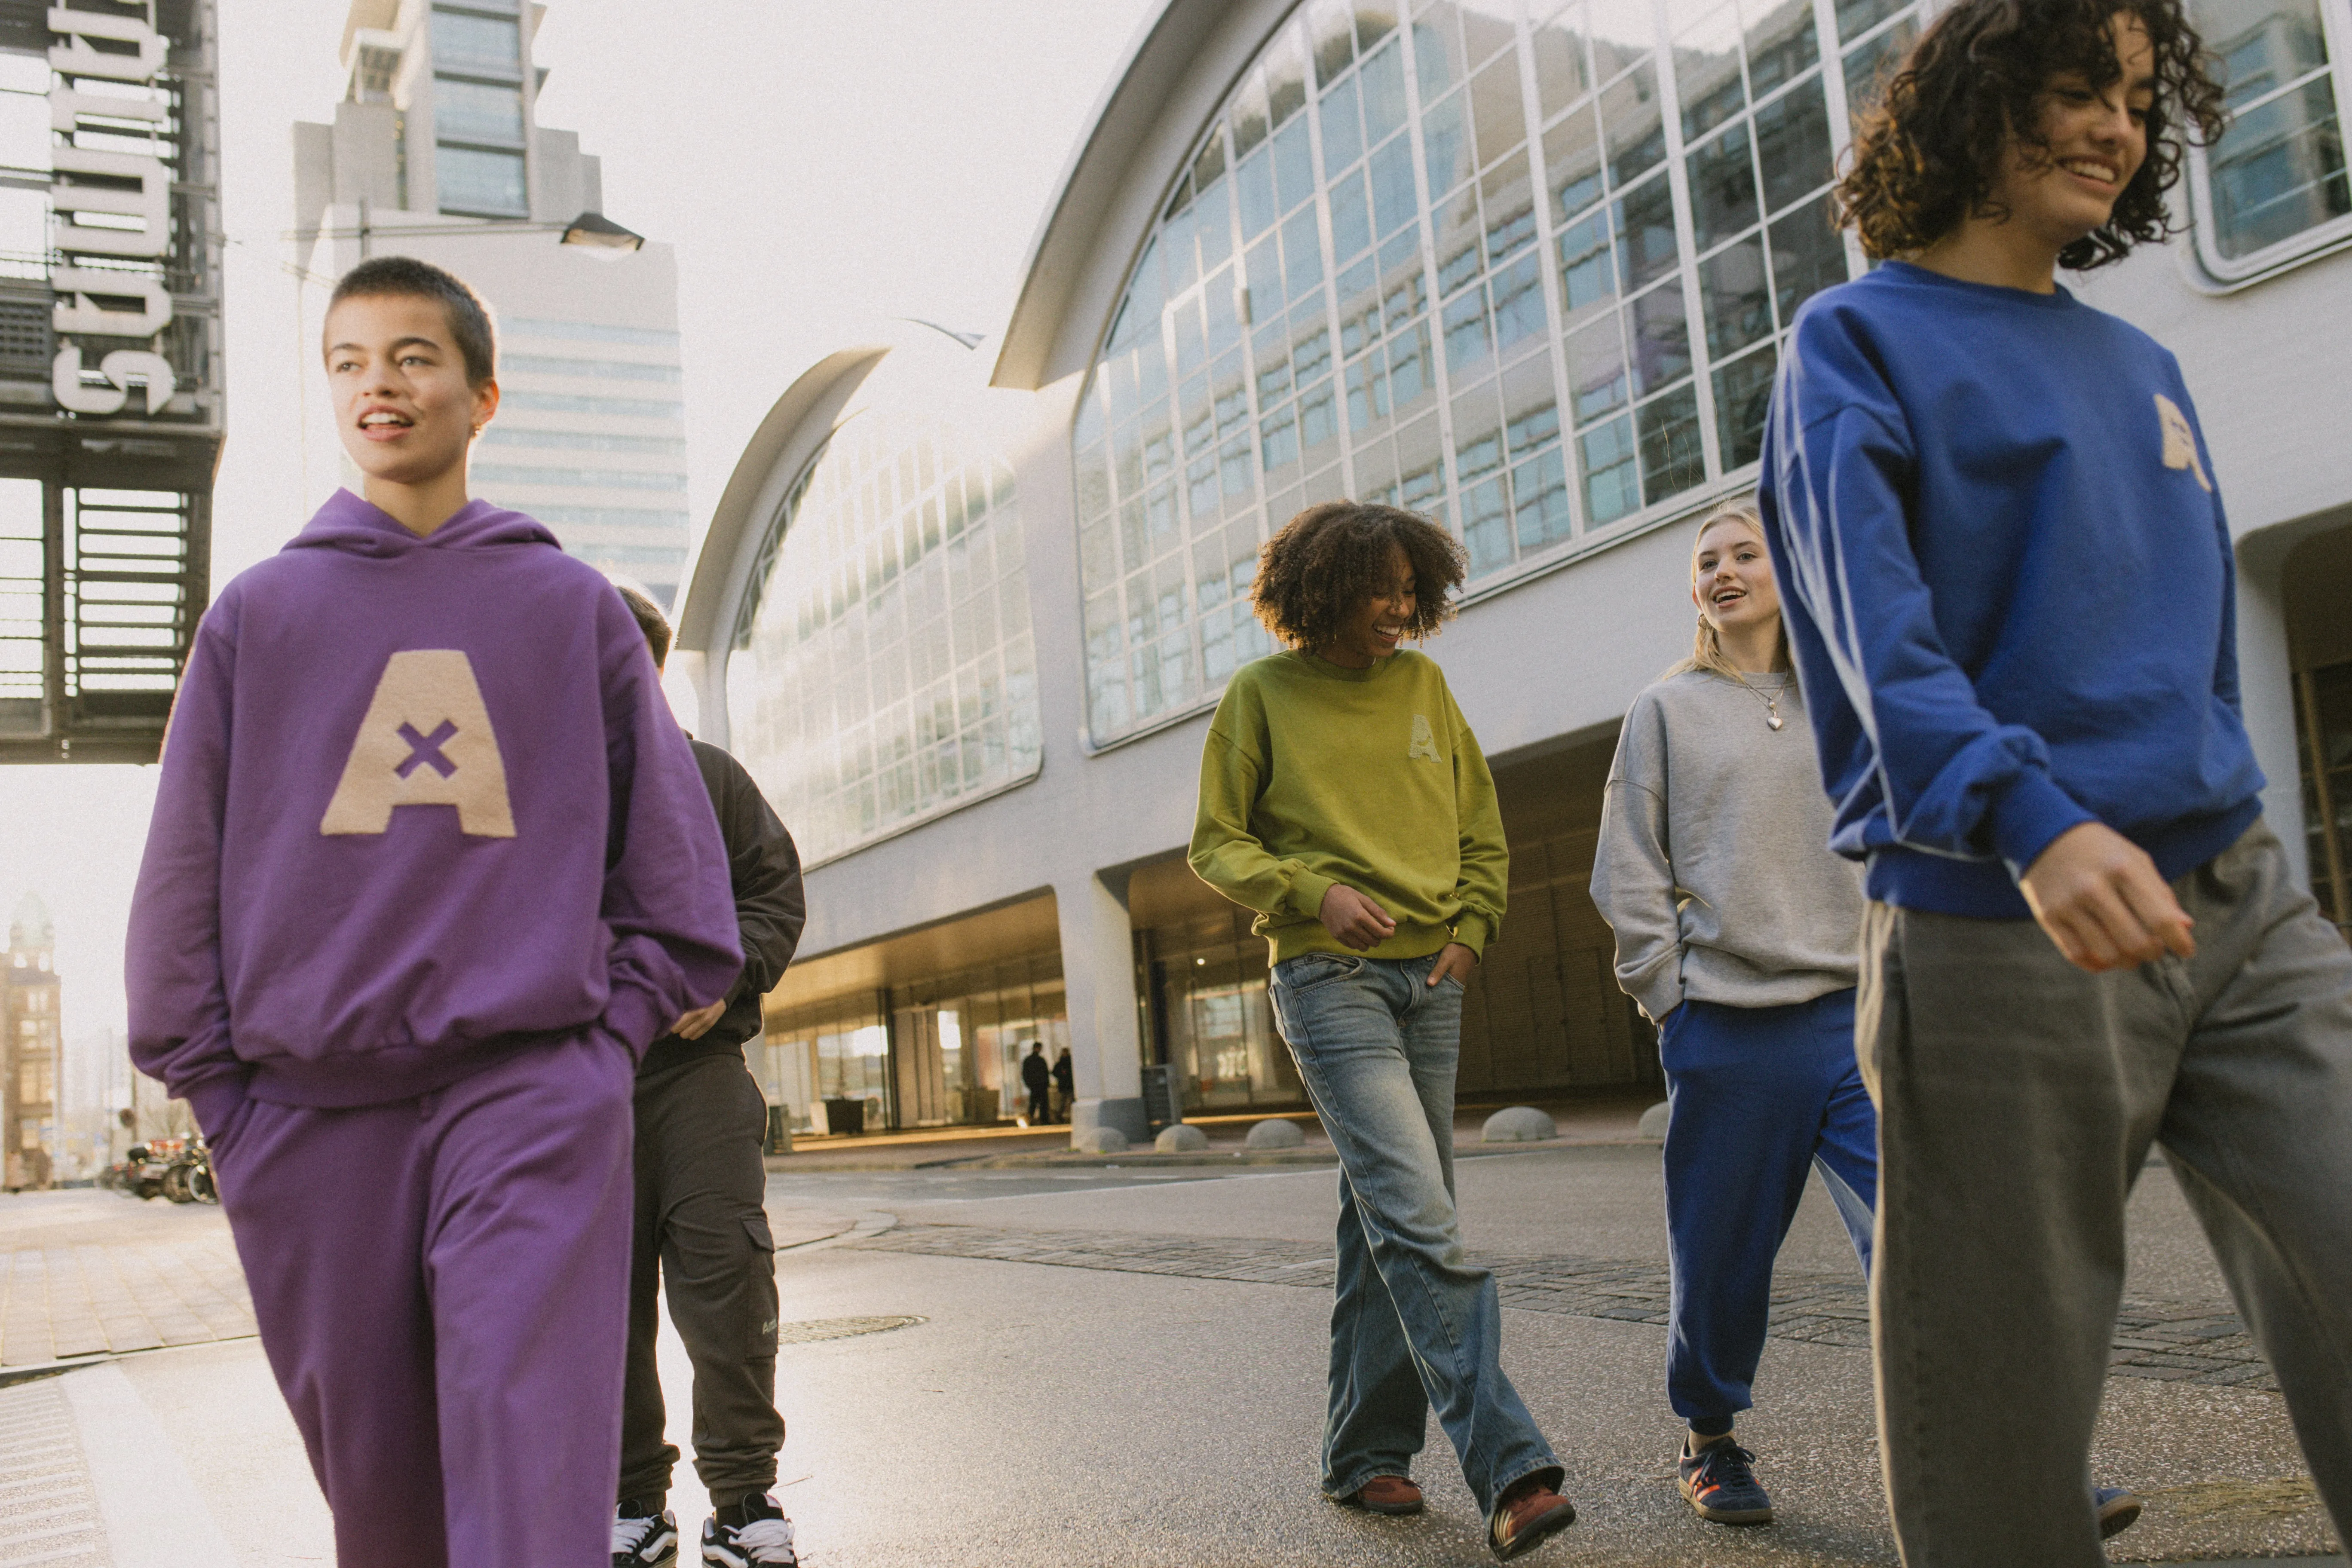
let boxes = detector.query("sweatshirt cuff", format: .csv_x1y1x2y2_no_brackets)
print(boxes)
1287,869,1338,922
1632,970,1684,1026
1451,911,1496,957
602,979,674,1060
1990,771,2098,881
186,1078,248,1145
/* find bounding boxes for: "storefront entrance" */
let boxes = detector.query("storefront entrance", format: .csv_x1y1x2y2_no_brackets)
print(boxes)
759,894,1069,1133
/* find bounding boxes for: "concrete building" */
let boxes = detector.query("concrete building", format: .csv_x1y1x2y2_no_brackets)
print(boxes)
292,0,692,606
676,0,2352,1143
3,893,59,1188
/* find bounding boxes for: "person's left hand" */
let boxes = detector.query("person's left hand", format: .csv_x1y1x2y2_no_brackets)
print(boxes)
670,999,728,1039
1427,942,1478,987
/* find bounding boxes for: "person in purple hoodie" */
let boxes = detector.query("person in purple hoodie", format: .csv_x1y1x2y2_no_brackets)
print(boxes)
125,256,741,1568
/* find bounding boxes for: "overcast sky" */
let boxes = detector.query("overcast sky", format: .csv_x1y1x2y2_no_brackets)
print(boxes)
0,0,1158,1041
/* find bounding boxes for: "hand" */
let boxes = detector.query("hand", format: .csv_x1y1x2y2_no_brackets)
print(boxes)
669,999,728,1040
1319,884,1397,950
2018,822,2196,973
1427,942,1478,987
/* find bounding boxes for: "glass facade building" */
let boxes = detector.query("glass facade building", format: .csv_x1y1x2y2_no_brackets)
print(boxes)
675,0,2352,1153
727,406,1041,867
1071,0,1928,744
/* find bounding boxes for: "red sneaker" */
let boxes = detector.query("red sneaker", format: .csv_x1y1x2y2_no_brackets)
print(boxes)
1338,1475,1425,1515
1488,1476,1576,1560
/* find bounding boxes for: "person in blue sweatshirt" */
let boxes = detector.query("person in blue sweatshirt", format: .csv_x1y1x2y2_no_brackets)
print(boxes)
1758,0,2352,1562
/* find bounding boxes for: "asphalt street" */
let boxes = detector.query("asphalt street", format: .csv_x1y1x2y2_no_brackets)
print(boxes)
7,1140,2343,1567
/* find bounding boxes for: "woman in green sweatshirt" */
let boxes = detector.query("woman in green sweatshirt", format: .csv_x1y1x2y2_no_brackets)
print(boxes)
1189,500,1575,1562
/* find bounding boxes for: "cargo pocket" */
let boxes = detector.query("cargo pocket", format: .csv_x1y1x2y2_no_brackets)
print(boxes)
744,1213,781,1354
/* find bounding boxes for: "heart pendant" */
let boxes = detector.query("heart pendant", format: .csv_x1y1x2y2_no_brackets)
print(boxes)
1767,714,1784,730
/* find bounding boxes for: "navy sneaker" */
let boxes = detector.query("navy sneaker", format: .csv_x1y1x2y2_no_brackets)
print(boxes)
2096,1485,2144,1539
1679,1436,1774,1525
612,1503,678,1568
703,1493,798,1567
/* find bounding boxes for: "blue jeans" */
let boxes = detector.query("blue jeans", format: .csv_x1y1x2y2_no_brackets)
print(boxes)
1268,950,1563,1517
1660,989,1877,1428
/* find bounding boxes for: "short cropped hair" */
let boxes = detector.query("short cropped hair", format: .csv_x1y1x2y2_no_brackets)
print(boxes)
1835,0,2225,270
1250,502,1466,651
612,580,673,669
327,256,499,386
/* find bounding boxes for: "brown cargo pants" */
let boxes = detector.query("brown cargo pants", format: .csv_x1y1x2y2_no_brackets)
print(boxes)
618,1054,784,1510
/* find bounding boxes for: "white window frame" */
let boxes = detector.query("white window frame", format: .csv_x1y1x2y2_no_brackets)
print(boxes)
2185,0,2352,283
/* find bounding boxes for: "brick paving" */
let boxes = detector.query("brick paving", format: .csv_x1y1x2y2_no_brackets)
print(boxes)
0,1194,254,1370
0,1377,106,1568
846,1222,2278,1390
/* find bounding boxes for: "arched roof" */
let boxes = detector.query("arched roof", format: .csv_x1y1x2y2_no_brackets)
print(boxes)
991,0,1278,392
674,346,889,655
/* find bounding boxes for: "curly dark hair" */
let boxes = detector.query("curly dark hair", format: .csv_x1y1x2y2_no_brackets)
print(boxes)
1250,501,1466,651
1835,0,2226,270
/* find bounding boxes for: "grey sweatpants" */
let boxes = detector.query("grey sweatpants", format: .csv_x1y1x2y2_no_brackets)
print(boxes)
618,1054,784,1509
1859,822,2352,1567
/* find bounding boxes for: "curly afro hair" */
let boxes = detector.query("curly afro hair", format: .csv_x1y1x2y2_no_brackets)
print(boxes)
1250,501,1467,652
1835,0,2225,270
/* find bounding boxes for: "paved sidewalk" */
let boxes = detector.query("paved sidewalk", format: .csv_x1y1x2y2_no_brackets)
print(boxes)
0,1193,251,1369
846,1221,2279,1390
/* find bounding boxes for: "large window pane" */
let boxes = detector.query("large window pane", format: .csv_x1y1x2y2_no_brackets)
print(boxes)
432,10,519,72
1688,122,1761,249
1699,233,1772,355
2207,77,2352,256
436,145,526,216
2205,0,2330,105
1638,385,1706,502
433,76,523,147
1754,77,1834,211
1769,194,1846,325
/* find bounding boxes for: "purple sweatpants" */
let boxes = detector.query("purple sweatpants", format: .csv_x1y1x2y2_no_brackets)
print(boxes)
214,1030,636,1568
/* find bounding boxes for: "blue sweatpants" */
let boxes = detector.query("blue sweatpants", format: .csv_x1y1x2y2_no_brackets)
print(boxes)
1660,989,1876,1428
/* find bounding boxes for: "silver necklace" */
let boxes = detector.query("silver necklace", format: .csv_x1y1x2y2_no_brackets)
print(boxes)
1730,672,1785,730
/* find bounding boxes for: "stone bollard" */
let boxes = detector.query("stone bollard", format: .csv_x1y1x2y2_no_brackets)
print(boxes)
1480,1106,1559,1143
1075,1125,1129,1155
1637,1101,1669,1141
1155,1124,1209,1153
1245,1118,1307,1150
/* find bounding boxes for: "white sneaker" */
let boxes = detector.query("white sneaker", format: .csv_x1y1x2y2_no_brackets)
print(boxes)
702,1501,797,1567
612,1505,679,1568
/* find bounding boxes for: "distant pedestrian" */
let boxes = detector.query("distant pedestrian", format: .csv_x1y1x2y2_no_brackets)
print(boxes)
1190,501,1576,1560
1020,1042,1051,1125
125,256,739,1568
1590,502,2141,1539
1051,1046,1074,1124
609,586,810,1568
1762,0,2352,1558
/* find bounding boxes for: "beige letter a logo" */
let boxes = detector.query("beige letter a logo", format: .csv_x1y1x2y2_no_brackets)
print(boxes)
320,649,517,837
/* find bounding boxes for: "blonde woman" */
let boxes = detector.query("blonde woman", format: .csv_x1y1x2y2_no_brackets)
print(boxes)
1589,500,1872,1528
1590,502,2144,1538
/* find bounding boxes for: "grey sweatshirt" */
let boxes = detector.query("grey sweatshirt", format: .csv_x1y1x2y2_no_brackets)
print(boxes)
1589,669,1865,1023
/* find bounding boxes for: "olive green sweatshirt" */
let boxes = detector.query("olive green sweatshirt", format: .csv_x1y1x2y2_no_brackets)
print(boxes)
1188,649,1507,965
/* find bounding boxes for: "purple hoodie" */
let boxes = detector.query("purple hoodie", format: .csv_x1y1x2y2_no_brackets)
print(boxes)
127,490,741,1135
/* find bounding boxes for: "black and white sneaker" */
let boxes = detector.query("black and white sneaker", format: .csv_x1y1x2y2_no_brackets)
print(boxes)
702,1494,798,1567
612,1503,679,1568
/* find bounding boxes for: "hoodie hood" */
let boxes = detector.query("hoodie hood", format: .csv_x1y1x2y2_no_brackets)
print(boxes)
286,488,560,558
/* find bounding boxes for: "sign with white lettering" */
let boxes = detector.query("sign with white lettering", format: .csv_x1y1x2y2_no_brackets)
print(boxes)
44,5,178,417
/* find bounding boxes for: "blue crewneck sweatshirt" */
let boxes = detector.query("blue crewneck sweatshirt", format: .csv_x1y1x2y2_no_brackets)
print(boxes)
1758,261,2264,919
